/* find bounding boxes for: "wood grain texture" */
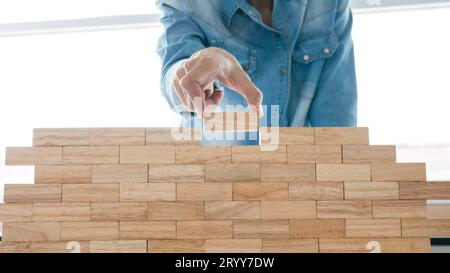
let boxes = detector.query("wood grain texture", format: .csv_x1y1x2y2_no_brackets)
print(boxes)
0,242,30,253
89,128,145,145
233,220,289,239
205,164,260,182
146,127,201,145
427,205,450,219
372,163,426,181
233,182,288,201
148,202,204,220
120,183,175,202
61,221,118,241
203,112,258,132
231,145,286,163
30,241,89,253
177,183,232,201
261,164,315,182
2,222,61,242
62,184,119,202
344,182,399,200
343,145,396,163
63,146,119,164
316,164,371,182
89,240,147,253
120,146,175,164
6,147,62,165
92,164,148,183
287,145,342,163
33,128,89,146
261,201,316,219
0,204,32,222
4,184,61,203
402,219,450,237
205,201,260,220
289,219,345,239
148,164,204,183
317,201,372,219
260,127,314,145
315,127,369,145
346,219,401,238
91,202,147,221
204,239,262,253
262,239,318,253
319,238,431,253
372,200,427,218
289,182,343,200
176,146,231,163
35,165,92,184
400,182,450,200
148,240,205,253
177,221,233,239
33,203,90,221
120,221,176,240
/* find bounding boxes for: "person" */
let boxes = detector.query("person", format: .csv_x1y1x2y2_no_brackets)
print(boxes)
157,0,357,128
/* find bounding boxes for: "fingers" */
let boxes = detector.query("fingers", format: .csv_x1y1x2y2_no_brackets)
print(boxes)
205,89,224,111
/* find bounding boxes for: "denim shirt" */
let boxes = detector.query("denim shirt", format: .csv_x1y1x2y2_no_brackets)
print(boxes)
156,0,357,127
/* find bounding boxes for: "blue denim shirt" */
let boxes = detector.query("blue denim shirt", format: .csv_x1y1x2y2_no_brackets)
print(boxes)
156,0,357,127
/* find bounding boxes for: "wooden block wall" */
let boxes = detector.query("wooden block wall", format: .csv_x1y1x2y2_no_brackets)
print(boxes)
1,127,450,253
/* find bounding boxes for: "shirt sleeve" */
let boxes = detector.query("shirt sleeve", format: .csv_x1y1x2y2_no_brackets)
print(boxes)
307,0,358,127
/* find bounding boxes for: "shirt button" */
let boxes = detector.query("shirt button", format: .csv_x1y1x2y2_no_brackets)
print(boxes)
324,48,330,54
281,68,288,74
303,55,310,61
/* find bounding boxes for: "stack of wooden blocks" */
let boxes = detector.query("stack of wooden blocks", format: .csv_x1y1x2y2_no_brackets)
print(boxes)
1,123,450,253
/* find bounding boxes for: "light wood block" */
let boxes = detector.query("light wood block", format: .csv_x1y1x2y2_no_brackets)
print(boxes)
261,164,315,182
343,145,396,163
148,240,205,253
287,145,342,163
4,184,61,203
204,239,262,253
89,128,145,145
373,200,427,218
315,127,369,145
205,164,260,182
148,202,204,220
92,164,148,183
177,183,232,201
33,203,90,221
203,112,258,132
35,165,91,184
0,242,30,253
402,219,450,237
33,128,89,146
261,201,316,219
120,146,175,164
146,127,201,145
148,164,204,183
344,182,399,200
346,219,401,238
177,221,233,239
6,147,62,165
120,183,175,201
262,239,318,253
427,205,450,219
3,222,61,242
260,127,314,145
231,145,286,163
400,182,450,200
30,241,89,253
289,182,343,200
317,201,372,219
61,221,118,241
316,164,371,182
233,182,288,201
233,220,289,239
120,221,176,239
289,219,345,238
62,184,119,202
205,201,260,220
0,204,32,222
89,240,147,253
176,146,231,163
372,163,426,181
91,202,147,221
63,146,119,164
319,238,431,253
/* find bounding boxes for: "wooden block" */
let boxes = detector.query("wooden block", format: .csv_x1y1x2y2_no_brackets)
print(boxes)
89,128,145,145
89,240,147,253
35,165,91,184
203,112,258,132
400,182,450,200
177,183,232,201
233,182,288,201
91,202,147,221
33,203,90,221
262,239,318,253
261,201,316,219
315,127,369,145
148,164,204,183
6,147,62,165
373,200,427,218
343,145,396,163
5,184,61,203
120,183,175,201
233,220,289,239
33,128,89,146
427,205,450,219
2,222,61,242
402,219,450,237
30,241,89,253
319,238,431,253
287,145,342,163
148,202,204,220
62,184,119,202
148,240,205,253
176,146,231,164
289,219,345,238
289,182,343,200
92,164,147,183
177,221,233,239
205,201,260,220
146,127,201,145
120,146,175,164
231,145,286,163
61,221,118,241
0,242,30,253
120,221,176,240
63,146,119,164
372,163,426,181
346,219,401,237
317,201,372,219
205,164,260,182
316,164,371,182
261,164,315,182
0,204,32,222
260,127,314,145
204,239,262,253
344,182,399,200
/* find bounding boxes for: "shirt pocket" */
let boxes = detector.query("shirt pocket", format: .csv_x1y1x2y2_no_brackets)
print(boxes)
292,29,339,64
210,39,256,75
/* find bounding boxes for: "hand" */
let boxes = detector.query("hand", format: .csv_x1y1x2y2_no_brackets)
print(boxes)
172,47,263,117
